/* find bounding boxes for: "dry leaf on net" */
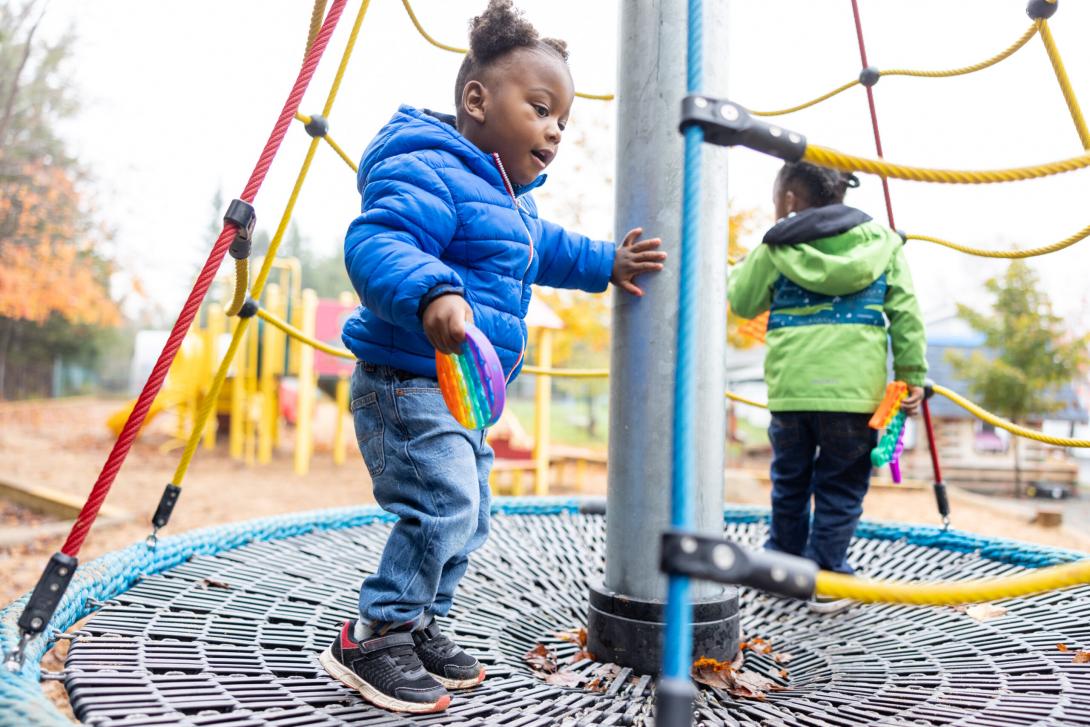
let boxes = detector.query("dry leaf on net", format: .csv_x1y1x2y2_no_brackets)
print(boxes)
964,604,1008,621
773,652,793,664
544,670,583,688
1057,643,1070,652
1075,651,1090,664
524,643,557,674
557,627,588,648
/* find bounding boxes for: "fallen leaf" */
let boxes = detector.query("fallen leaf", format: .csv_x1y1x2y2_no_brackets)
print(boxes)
523,643,557,674
199,578,231,589
744,637,773,654
557,627,588,648
571,648,594,663
964,604,1008,621
778,668,790,679
544,670,582,688
1057,643,1070,652
585,677,605,693
773,652,793,664
1075,651,1090,664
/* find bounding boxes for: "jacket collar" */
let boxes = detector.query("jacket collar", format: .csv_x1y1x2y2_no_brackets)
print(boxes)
419,106,547,197
763,204,872,246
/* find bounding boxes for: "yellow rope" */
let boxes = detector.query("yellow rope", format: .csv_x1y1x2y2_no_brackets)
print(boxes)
751,80,860,118
322,132,359,172
294,112,360,173
750,24,1037,118
907,223,1090,259
305,0,328,58
802,143,1090,184
1036,19,1090,149
399,0,614,102
224,258,249,317
816,558,1090,605
257,308,354,359
521,365,608,378
172,0,372,487
932,384,1090,447
881,23,1038,79
725,391,767,409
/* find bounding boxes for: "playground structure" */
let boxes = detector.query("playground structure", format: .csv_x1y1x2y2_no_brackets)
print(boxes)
4,1,1090,726
109,264,593,489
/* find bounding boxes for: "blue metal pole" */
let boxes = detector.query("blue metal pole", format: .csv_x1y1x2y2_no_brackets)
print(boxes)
658,0,702,723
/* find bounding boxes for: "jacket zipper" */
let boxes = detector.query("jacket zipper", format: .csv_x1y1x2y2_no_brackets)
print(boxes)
492,153,532,381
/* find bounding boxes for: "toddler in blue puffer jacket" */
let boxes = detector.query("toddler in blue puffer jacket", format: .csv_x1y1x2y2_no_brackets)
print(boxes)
320,0,665,714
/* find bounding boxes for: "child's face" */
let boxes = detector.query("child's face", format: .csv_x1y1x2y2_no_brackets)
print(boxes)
461,49,575,187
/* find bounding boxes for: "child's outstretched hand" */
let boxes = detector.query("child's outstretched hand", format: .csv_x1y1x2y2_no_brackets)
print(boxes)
611,227,666,297
423,295,473,354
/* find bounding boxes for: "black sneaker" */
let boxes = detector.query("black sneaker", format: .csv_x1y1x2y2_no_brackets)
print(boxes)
320,621,451,713
412,617,486,689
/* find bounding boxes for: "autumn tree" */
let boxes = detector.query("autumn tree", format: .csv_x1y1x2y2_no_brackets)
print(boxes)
0,2,119,398
947,261,1089,497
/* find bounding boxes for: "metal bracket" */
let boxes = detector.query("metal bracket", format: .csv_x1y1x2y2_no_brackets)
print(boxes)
679,95,807,161
660,530,817,599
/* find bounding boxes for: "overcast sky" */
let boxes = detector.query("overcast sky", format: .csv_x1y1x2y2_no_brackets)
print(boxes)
39,0,1090,328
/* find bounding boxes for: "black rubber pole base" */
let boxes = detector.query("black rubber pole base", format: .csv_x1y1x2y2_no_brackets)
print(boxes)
586,582,740,675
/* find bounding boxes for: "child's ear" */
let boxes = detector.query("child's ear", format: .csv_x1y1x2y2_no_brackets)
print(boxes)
783,189,798,215
462,80,487,124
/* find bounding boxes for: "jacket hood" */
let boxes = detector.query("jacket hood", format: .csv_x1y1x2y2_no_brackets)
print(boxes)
357,105,546,196
763,205,900,296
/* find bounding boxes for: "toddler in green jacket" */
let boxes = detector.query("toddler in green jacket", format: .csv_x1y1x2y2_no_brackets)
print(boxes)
728,161,927,594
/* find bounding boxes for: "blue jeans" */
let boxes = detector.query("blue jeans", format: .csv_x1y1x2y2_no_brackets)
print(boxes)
765,411,877,574
351,362,494,624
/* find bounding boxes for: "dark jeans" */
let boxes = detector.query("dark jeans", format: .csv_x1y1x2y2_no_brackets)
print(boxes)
765,411,877,574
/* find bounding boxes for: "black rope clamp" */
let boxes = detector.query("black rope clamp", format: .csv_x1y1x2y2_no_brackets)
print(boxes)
923,379,936,400
4,550,80,670
859,66,880,88
660,529,817,599
237,297,259,319
896,229,908,244
680,95,807,162
1026,0,1058,20
304,113,329,138
224,199,256,260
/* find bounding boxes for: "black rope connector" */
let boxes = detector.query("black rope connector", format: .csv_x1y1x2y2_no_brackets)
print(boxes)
237,297,259,319
859,66,881,88
224,199,256,260
304,113,329,138
17,552,78,636
1026,0,1058,20
223,199,256,241
680,95,807,162
896,229,908,244
661,529,817,599
923,379,935,400
151,483,181,530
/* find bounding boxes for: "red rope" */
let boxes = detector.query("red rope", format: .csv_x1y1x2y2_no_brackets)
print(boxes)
849,0,896,229
921,397,944,485
60,0,349,557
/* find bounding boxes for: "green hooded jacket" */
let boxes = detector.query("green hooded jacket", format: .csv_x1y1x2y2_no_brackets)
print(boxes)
728,205,927,413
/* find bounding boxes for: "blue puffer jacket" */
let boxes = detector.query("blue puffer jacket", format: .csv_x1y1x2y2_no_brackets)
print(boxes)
341,105,616,380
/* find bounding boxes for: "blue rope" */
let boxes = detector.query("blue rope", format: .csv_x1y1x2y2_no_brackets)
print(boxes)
663,0,704,685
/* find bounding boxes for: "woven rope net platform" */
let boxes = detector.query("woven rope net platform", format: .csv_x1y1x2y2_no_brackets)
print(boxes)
57,507,1090,726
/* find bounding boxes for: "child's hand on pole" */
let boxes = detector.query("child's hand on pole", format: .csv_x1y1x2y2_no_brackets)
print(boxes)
611,227,666,296
901,386,925,415
423,295,473,354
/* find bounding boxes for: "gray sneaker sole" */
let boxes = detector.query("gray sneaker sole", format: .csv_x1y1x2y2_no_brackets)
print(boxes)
320,647,451,713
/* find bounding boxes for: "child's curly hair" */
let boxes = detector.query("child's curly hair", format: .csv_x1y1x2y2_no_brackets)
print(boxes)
454,0,569,117
777,162,860,208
